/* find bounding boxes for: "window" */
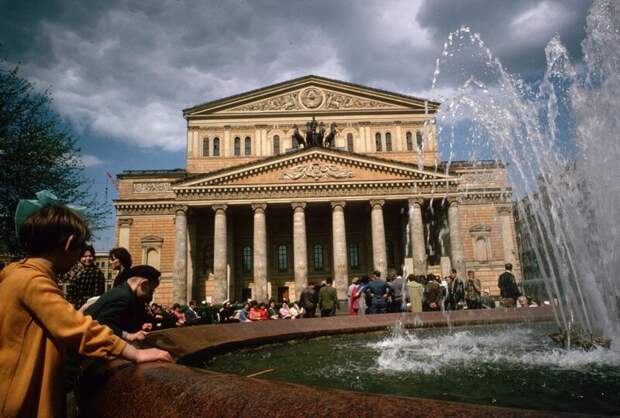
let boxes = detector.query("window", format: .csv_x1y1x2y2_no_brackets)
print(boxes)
406,131,413,151
313,244,324,271
234,137,241,156
145,248,160,269
244,136,252,155
348,242,359,269
347,133,354,152
416,130,424,150
277,244,288,272
203,137,209,156
213,137,220,156
375,132,382,151
242,246,252,273
273,135,280,155
385,132,392,151
387,241,395,268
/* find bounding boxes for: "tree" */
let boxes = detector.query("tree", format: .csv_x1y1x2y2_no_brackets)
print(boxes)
0,64,108,255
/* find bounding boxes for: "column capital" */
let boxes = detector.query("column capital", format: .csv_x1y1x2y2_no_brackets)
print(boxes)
447,196,461,206
174,205,189,215
291,202,307,211
211,204,228,212
251,203,267,212
118,218,133,227
408,197,424,207
496,205,512,215
369,199,385,208
330,200,346,210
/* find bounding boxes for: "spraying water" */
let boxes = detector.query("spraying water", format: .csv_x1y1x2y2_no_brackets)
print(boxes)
425,0,620,344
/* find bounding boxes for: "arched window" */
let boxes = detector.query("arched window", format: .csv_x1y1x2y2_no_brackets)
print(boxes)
347,133,354,152
313,244,324,271
385,132,392,151
375,132,382,151
406,131,413,151
277,244,288,272
203,137,209,156
273,135,280,155
244,136,252,155
348,242,359,269
416,130,424,150
242,246,252,273
234,137,241,156
213,137,220,156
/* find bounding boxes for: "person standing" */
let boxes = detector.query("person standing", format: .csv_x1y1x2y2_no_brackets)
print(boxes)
319,279,339,317
465,270,482,309
364,271,391,314
498,263,520,307
65,244,106,310
299,282,318,318
424,274,443,311
406,275,424,313
110,247,133,287
447,269,465,310
388,273,404,313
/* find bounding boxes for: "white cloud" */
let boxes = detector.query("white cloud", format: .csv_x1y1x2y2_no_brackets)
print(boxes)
78,154,107,168
510,1,575,45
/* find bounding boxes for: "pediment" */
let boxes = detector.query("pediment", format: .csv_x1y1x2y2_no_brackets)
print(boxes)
174,148,456,190
184,75,439,117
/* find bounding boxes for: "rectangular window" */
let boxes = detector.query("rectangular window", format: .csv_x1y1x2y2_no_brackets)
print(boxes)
387,241,395,268
313,243,324,271
242,246,252,273
348,242,359,269
203,137,209,156
277,244,288,272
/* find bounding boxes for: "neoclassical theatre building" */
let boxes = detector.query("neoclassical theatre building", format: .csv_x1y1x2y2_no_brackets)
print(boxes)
114,76,521,305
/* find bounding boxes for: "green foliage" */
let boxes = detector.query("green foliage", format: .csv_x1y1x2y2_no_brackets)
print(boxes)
0,65,108,254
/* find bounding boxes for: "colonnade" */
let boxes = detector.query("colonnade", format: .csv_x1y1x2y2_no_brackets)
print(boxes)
172,199,469,304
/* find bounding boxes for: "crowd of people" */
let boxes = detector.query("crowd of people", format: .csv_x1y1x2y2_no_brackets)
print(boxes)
0,190,547,417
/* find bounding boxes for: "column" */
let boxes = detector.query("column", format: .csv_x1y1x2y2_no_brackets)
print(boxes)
448,198,466,279
409,198,427,276
172,206,188,305
369,200,388,279
212,204,228,303
252,203,268,303
292,202,308,300
331,201,348,300
498,205,515,266
117,218,132,249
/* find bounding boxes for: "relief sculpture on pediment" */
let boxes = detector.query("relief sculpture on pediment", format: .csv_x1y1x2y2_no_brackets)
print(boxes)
227,88,400,112
282,162,353,181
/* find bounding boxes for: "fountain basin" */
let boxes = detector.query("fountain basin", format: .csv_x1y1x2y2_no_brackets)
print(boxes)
78,307,595,417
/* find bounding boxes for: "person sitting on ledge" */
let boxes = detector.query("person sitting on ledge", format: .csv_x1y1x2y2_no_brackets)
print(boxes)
237,302,251,322
279,301,293,319
0,192,171,418
268,300,279,320
258,302,269,320
85,265,163,341
249,301,261,321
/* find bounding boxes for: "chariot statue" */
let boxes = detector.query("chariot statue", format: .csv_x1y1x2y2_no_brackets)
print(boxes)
292,116,338,148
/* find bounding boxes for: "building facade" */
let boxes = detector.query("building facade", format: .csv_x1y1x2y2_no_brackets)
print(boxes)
114,76,520,305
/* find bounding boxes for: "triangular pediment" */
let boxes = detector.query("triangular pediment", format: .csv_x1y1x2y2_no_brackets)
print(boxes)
174,148,456,190
184,75,439,117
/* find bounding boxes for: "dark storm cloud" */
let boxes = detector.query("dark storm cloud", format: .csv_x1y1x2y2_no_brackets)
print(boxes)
0,0,592,151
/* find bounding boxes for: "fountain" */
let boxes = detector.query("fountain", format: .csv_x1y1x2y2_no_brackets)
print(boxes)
427,0,620,346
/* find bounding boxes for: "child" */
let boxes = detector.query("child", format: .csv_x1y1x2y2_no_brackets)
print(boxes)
0,192,172,417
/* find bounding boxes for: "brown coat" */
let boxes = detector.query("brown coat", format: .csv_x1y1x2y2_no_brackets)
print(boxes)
0,258,127,418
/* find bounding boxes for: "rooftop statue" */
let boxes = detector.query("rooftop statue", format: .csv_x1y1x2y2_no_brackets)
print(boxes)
292,116,338,149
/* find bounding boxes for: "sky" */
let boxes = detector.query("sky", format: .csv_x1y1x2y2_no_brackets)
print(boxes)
0,0,593,249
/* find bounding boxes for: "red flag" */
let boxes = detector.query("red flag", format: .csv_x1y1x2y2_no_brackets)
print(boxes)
106,171,119,192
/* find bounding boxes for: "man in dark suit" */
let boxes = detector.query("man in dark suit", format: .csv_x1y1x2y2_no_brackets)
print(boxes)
498,263,520,307
85,265,160,342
